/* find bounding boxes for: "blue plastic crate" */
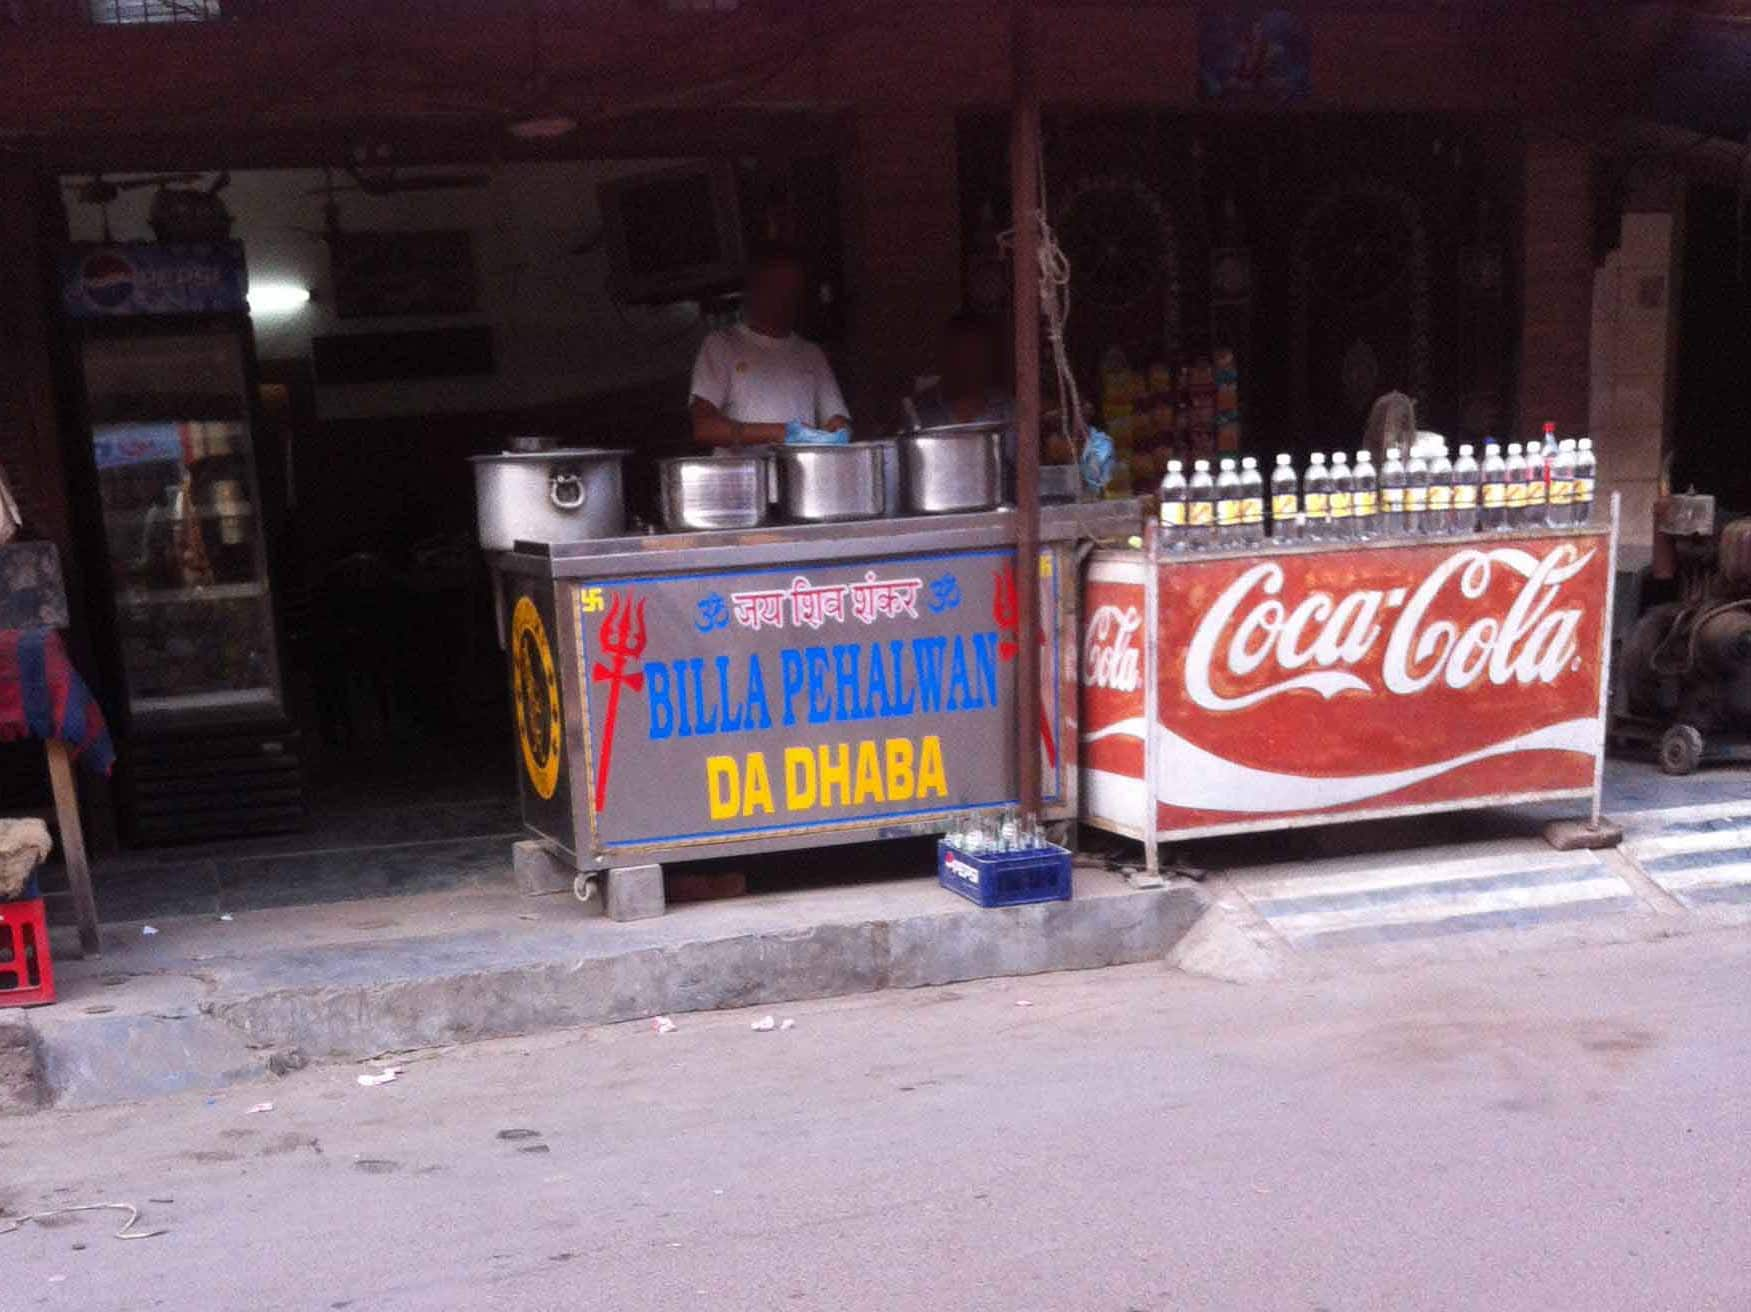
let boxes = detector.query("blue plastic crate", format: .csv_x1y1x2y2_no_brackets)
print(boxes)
937,839,1072,908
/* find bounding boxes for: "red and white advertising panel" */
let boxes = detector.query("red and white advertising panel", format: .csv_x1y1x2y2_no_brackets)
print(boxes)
1081,529,1614,840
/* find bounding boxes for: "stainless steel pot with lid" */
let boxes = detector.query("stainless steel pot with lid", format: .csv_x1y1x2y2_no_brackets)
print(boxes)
774,443,886,523
660,455,769,532
471,447,630,550
898,421,1005,514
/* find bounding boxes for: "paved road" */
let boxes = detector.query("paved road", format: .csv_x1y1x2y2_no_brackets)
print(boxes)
5,931,1749,1311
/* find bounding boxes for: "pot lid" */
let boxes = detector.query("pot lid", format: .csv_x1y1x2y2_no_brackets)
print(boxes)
470,447,631,464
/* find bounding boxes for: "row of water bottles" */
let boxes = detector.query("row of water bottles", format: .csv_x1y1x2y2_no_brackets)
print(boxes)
1157,426,1597,548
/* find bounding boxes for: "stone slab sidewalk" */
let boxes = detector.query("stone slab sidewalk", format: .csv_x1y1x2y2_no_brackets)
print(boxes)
8,865,1203,1111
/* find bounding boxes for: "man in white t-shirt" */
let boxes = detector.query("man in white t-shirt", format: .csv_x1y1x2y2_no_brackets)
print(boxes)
689,247,851,448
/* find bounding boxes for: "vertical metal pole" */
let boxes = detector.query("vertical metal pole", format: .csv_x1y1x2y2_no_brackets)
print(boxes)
1142,520,1162,883
1011,0,1043,819
1590,492,1622,829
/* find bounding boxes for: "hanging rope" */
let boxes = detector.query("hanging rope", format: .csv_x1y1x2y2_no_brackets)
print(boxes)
1000,152,1090,466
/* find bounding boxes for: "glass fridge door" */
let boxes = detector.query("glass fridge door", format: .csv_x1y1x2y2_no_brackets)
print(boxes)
84,331,283,729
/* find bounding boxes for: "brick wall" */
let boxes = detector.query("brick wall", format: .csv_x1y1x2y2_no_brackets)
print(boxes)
1517,131,1594,447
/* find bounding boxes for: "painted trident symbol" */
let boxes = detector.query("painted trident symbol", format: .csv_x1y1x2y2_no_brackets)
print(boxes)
591,594,647,812
992,567,1058,769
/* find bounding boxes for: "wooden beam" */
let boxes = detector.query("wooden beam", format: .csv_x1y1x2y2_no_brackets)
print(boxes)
1010,0,1042,820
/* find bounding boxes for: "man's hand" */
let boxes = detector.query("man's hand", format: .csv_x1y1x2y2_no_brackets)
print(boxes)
691,397,785,447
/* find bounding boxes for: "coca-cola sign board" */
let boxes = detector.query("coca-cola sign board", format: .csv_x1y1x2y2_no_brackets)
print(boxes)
1081,531,1612,839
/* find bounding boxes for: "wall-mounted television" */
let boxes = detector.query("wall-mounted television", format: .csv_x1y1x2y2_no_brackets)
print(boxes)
599,162,744,305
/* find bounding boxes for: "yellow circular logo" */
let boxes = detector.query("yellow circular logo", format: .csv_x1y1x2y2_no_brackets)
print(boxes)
510,596,562,800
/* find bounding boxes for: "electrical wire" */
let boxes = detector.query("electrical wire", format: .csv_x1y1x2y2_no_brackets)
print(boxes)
0,1202,165,1241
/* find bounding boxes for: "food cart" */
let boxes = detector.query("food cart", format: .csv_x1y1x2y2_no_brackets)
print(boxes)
495,499,1138,903
1080,499,1620,878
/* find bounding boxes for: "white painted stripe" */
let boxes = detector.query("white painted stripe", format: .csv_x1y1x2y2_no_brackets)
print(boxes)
1243,849,1594,903
1644,861,1751,891
1625,826,1751,861
1265,875,1635,938
1618,800,1751,837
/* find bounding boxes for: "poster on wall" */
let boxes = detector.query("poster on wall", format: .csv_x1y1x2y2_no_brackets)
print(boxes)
330,230,478,319
1199,9,1311,103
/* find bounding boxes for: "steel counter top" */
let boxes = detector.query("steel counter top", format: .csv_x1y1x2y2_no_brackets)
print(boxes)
498,499,1144,581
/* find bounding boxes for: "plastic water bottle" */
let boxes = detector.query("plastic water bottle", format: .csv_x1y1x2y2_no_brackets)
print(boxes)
1215,458,1242,546
1329,452,1355,541
1404,443,1429,535
1239,456,1266,544
1548,438,1577,527
1452,443,1480,534
1479,439,1507,530
1303,453,1330,542
1158,459,1189,550
1427,441,1454,536
1574,438,1597,525
1379,446,1406,537
1504,443,1528,527
1524,436,1549,525
1187,459,1215,548
1270,453,1299,542
1352,451,1378,541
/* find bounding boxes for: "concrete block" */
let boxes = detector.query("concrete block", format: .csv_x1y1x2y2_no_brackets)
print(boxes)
0,1016,44,1115
511,840,575,897
886,879,1205,989
605,864,665,922
35,1010,264,1109
1544,818,1624,851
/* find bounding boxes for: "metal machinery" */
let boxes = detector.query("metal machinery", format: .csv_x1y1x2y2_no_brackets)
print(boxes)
1614,493,1751,773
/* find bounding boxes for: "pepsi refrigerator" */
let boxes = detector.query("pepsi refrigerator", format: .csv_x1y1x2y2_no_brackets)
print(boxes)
60,242,303,844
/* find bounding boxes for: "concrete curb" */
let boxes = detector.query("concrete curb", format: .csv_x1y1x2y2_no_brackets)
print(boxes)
25,873,1205,1109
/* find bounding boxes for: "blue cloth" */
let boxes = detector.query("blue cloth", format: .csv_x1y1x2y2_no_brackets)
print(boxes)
1079,428,1116,493
785,421,850,446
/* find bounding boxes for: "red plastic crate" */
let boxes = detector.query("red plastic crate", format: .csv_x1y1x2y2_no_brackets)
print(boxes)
0,897,54,1007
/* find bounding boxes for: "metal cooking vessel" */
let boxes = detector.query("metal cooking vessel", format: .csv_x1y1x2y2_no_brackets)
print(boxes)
470,447,629,550
1039,463,1080,503
899,422,1004,514
868,440,903,517
660,455,768,532
775,443,885,523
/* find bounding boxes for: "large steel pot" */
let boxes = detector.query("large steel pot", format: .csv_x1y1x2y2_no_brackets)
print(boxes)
471,447,629,550
774,443,885,523
660,455,769,532
900,422,1004,514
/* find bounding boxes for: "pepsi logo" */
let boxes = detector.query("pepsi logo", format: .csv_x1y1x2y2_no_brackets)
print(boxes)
80,250,135,310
